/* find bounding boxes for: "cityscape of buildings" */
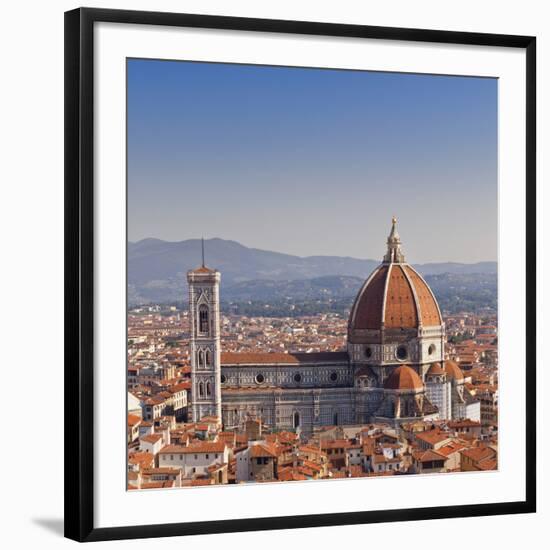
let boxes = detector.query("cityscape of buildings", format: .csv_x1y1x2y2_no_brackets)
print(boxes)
127,221,498,490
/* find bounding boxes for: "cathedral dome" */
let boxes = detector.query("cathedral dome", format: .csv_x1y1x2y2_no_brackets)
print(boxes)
384,365,423,391
349,218,442,333
444,360,464,382
426,362,445,376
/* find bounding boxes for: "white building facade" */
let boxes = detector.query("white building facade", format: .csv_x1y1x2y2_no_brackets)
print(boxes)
158,442,228,477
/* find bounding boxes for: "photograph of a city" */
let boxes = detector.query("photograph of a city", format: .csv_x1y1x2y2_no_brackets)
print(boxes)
127,60,498,490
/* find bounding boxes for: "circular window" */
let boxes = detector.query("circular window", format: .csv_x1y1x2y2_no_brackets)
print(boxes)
255,373,265,384
365,346,373,359
330,371,338,382
396,345,408,360
294,373,302,383
220,374,226,384
428,344,436,356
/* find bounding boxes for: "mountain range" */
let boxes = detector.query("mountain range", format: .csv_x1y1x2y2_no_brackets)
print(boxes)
128,238,497,308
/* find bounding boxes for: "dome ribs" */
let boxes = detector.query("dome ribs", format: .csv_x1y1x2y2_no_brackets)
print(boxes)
348,226,443,337
351,265,388,330
403,266,442,326
383,265,418,329
383,365,423,391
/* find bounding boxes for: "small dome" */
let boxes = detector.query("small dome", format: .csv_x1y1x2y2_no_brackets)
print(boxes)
444,360,464,381
426,362,445,376
384,365,423,391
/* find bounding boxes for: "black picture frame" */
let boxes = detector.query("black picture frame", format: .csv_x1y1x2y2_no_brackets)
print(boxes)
65,7,537,543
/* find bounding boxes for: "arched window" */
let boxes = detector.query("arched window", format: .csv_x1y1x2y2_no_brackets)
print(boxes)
198,305,209,334
206,381,211,397
197,349,204,368
205,349,211,366
293,412,300,429
198,381,204,398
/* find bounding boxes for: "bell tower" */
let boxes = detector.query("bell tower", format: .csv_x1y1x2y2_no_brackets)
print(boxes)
187,239,222,422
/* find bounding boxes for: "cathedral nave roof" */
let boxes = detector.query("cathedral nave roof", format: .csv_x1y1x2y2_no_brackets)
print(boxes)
221,351,349,366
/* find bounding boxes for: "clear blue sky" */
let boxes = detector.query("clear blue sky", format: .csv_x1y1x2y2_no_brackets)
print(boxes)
128,59,497,263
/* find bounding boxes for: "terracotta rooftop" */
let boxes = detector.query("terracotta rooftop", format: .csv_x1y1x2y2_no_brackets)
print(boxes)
413,449,447,462
127,414,142,427
436,441,467,457
383,365,423,391
460,446,497,463
159,441,226,454
477,458,498,470
190,479,214,486
403,266,442,326
426,362,445,376
189,265,216,274
351,265,388,330
249,443,280,458
320,439,351,450
444,360,465,381
278,467,308,482
128,452,155,469
414,429,451,445
221,351,349,366
140,433,163,444
349,262,442,332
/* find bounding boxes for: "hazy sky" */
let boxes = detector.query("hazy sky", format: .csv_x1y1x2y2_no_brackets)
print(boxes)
127,59,497,263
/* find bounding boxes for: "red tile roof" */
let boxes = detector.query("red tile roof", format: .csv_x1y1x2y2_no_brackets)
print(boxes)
404,266,442,326
128,452,155,469
350,264,442,331
140,434,163,445
351,265,388,329
221,351,348,366
385,265,419,328
444,360,465,381
159,441,226,455
426,362,445,376
278,467,308,481
413,449,447,462
128,414,142,427
460,446,496,463
414,429,450,445
384,365,423,391
249,443,280,458
189,266,216,274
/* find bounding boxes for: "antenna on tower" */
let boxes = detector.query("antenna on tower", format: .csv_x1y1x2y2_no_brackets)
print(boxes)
201,237,205,267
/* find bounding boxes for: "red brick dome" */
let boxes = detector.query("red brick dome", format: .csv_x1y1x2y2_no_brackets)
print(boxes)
349,263,442,331
444,360,464,381
384,365,423,391
426,362,445,376
349,219,442,333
